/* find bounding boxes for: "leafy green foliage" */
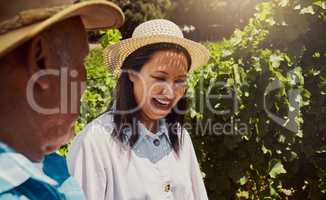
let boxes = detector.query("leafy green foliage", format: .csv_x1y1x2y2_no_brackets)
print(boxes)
99,29,122,48
77,48,118,132
77,29,122,131
187,0,326,199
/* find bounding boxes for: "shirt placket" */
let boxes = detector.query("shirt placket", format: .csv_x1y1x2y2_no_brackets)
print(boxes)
151,136,173,200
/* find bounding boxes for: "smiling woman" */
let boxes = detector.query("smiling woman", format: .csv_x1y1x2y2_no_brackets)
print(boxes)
115,43,191,150
67,19,209,200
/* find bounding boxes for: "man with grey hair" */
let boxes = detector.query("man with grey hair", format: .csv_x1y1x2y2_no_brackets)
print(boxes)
0,0,124,199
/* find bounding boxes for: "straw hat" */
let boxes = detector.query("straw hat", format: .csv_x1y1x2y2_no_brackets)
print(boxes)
0,0,125,58
103,19,210,74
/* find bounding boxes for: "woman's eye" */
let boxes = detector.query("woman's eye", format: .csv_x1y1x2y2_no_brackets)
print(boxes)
152,76,165,82
175,79,186,85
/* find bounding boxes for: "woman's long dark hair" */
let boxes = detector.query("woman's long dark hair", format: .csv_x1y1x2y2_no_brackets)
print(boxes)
110,42,192,154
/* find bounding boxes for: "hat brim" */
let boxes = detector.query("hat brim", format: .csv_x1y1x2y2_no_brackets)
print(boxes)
0,1,125,57
103,35,210,74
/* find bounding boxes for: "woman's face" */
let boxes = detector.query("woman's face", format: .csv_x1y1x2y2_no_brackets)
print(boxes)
129,50,189,121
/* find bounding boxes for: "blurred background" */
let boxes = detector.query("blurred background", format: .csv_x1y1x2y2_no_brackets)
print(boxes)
88,0,263,41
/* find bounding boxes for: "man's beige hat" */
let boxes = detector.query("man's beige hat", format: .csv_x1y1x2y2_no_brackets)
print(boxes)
0,0,125,57
104,19,209,74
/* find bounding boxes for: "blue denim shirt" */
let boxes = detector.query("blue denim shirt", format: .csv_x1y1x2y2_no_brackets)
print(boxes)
0,141,85,200
122,117,173,163
107,102,173,164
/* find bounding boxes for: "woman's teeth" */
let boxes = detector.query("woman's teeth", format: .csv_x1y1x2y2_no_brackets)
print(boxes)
151,98,171,111
155,98,170,105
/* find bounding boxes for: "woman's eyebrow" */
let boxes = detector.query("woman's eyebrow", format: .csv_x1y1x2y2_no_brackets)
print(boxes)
154,70,187,78
177,75,187,78
154,70,169,75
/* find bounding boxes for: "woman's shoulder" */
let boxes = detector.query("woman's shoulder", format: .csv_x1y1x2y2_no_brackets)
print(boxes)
67,112,117,175
179,126,196,151
175,123,190,140
85,111,115,134
70,112,116,150
93,111,115,130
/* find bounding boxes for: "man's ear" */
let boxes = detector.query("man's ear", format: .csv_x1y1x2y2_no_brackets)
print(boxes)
27,35,51,90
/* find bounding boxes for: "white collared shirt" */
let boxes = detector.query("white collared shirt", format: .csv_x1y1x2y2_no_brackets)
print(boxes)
67,112,208,200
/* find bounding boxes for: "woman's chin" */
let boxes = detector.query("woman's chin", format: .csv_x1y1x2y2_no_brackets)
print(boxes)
149,109,170,120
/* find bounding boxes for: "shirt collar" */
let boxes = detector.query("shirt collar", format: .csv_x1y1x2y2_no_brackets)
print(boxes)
123,118,171,146
0,141,58,194
108,102,171,145
139,118,170,142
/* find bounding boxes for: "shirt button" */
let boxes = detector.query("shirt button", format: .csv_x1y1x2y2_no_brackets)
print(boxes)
153,138,160,146
164,184,171,192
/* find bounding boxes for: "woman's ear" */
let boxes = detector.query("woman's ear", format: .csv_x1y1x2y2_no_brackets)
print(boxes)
128,71,136,83
27,35,51,90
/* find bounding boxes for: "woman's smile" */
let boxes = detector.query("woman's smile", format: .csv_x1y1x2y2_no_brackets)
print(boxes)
151,97,173,111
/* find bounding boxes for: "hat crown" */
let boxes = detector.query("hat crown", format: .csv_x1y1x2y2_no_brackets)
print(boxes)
0,0,74,22
132,19,184,39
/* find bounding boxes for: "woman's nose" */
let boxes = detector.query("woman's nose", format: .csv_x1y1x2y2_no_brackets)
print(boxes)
162,82,175,99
